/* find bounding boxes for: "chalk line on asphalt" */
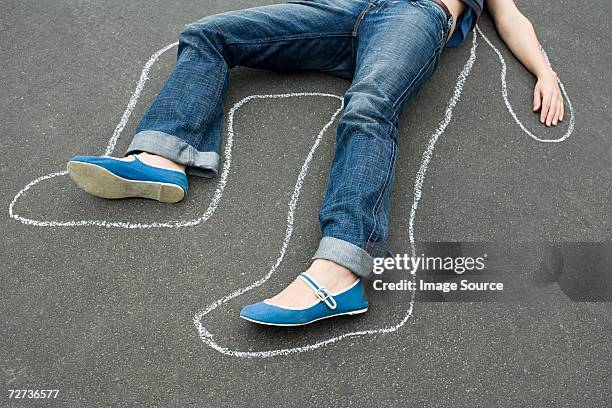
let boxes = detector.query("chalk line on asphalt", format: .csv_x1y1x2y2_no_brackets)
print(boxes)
8,26,575,358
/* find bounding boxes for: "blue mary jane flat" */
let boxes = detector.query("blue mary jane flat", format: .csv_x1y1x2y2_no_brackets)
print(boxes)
240,272,369,326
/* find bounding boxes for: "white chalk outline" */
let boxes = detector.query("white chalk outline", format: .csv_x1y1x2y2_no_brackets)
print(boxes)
8,26,575,358
476,26,575,143
193,28,576,358
7,43,340,229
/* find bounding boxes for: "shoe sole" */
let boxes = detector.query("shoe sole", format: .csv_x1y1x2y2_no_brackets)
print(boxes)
239,308,368,327
67,161,185,203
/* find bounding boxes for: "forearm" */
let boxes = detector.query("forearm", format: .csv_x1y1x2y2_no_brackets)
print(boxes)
488,0,564,126
495,11,553,79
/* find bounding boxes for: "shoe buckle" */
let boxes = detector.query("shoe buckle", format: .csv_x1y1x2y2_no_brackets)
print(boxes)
315,287,330,301
315,287,337,310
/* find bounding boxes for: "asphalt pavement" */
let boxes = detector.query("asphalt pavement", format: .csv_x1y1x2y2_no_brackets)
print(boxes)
1,0,610,406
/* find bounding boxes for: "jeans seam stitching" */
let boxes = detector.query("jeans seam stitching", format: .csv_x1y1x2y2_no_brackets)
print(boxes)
352,2,375,36
391,45,441,115
188,62,228,149
226,32,353,46
366,138,396,245
367,140,395,244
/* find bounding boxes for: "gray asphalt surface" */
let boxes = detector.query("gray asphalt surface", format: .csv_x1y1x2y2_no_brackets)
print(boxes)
1,0,611,406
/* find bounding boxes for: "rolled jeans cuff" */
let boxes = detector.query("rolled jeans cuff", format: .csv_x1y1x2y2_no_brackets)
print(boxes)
312,236,373,278
125,130,220,178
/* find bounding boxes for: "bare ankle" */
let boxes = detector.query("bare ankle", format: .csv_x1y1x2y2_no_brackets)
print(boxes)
307,259,358,290
309,259,352,274
136,152,186,172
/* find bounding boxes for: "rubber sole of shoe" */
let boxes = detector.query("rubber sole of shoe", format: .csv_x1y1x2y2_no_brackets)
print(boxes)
239,308,368,327
67,161,185,203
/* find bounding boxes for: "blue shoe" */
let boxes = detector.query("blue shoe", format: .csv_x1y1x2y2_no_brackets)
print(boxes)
67,155,188,203
240,272,369,326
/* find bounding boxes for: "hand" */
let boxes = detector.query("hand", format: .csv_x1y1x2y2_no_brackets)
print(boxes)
533,70,564,126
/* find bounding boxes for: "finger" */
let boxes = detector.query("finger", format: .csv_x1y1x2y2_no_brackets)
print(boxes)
548,97,558,126
540,93,552,123
559,97,565,122
546,96,557,126
552,100,561,126
533,86,542,111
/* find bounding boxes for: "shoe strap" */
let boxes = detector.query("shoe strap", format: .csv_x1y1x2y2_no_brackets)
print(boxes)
298,272,337,310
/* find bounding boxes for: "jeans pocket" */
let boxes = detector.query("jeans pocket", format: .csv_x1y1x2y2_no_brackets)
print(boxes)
412,0,452,44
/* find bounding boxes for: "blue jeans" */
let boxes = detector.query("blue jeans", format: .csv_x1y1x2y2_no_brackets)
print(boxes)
126,0,453,277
